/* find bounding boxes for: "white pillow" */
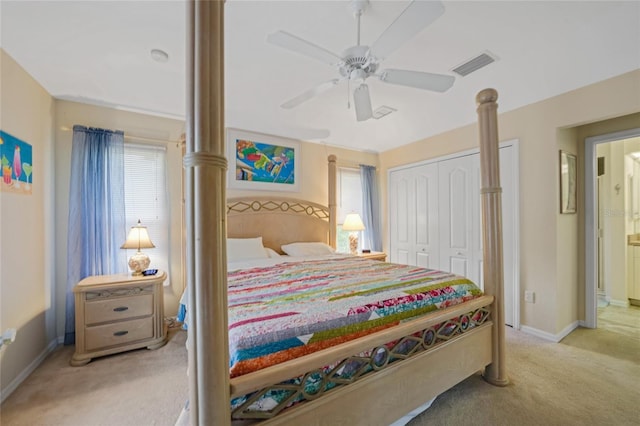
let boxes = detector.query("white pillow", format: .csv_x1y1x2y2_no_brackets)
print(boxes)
281,242,335,257
264,247,281,258
227,237,269,262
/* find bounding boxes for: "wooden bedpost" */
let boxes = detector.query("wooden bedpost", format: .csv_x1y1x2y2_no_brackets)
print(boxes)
328,155,337,249
476,88,509,387
185,1,231,425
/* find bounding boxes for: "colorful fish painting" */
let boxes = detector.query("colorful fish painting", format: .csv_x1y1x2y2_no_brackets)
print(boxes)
234,139,295,185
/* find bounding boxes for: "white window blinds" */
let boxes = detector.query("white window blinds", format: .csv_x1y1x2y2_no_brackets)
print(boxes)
336,167,363,253
338,167,363,223
123,143,170,283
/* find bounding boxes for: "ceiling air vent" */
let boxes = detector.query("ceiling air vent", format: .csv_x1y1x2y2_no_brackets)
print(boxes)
452,51,497,77
373,105,397,120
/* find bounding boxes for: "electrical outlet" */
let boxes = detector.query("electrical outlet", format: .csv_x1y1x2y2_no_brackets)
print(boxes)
524,290,535,303
0,328,17,350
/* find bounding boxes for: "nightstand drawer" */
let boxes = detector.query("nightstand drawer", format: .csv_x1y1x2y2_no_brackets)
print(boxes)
85,294,153,325
85,317,154,351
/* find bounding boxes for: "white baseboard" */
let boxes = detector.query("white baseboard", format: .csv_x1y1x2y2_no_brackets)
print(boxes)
609,299,630,308
520,321,579,343
0,337,59,404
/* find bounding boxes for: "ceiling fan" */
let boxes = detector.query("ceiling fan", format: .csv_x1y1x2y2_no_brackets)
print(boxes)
267,0,454,122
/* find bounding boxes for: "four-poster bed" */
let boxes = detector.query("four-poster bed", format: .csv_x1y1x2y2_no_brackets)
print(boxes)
183,2,507,425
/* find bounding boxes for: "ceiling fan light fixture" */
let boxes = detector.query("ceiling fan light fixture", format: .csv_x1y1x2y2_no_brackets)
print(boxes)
354,83,373,121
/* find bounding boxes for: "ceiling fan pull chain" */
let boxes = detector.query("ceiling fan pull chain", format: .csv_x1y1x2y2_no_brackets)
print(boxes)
347,79,351,109
356,10,361,46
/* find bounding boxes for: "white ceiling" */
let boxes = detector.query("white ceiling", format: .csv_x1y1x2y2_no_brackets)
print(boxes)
1,1,639,152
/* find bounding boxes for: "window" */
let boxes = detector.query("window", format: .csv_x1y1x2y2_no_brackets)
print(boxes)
336,167,362,253
123,143,170,284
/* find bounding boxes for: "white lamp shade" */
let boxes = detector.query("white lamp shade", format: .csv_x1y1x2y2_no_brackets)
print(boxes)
121,220,155,251
342,213,365,231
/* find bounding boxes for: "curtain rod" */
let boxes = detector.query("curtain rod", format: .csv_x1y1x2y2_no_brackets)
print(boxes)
337,160,377,169
60,126,182,145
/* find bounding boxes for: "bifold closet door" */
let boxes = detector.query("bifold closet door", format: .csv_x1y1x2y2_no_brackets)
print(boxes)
438,154,481,286
389,145,516,326
389,164,439,268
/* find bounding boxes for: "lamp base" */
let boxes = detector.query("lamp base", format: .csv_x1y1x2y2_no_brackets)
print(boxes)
349,233,358,255
128,251,150,276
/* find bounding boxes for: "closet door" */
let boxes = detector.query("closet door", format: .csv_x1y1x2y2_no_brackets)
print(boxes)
414,164,439,268
389,168,414,265
438,154,480,284
388,145,517,327
389,164,438,267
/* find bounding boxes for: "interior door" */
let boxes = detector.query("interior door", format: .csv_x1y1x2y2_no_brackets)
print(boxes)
414,164,439,268
438,154,479,283
389,168,413,265
389,164,439,267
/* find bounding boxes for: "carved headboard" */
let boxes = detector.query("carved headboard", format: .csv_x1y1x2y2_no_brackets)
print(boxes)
227,197,330,254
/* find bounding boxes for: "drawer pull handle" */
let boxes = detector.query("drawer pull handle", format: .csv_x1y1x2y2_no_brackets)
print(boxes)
113,306,129,312
113,331,129,337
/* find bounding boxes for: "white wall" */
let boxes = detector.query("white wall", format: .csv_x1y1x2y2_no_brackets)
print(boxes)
0,49,56,399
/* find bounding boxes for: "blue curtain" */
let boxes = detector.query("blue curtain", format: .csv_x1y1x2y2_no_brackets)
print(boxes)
64,126,127,345
360,164,382,252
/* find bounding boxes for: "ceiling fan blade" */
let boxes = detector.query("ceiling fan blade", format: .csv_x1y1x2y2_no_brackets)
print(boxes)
267,31,342,66
281,79,341,109
369,0,445,61
353,83,373,122
379,69,454,92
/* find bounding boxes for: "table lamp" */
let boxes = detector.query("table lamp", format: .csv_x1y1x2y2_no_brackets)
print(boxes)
342,213,365,255
121,220,155,275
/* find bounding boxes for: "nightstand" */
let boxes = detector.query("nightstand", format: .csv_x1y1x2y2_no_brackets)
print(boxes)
357,251,387,262
71,270,167,366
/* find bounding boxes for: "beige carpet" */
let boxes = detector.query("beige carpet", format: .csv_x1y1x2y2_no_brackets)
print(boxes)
1,306,639,426
0,328,189,426
409,305,640,426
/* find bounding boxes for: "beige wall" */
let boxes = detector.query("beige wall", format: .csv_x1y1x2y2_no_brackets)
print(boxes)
227,134,378,206
575,113,640,319
556,127,579,332
0,49,55,398
54,100,186,333
52,114,376,335
380,70,640,336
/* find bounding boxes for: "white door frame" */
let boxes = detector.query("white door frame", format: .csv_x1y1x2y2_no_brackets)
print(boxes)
584,128,640,328
387,139,520,329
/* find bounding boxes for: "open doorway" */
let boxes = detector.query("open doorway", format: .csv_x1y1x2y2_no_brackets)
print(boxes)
585,128,640,328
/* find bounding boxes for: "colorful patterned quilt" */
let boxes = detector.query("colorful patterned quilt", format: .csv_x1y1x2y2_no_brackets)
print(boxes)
227,256,482,378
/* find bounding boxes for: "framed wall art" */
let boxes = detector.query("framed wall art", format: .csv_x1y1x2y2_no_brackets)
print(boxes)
560,150,577,214
0,130,33,196
227,129,300,192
